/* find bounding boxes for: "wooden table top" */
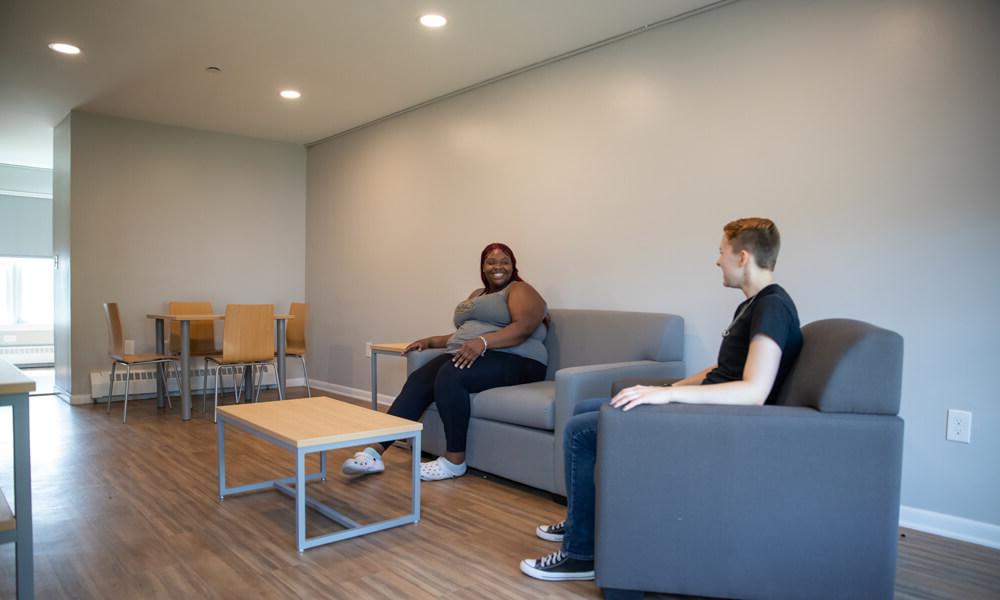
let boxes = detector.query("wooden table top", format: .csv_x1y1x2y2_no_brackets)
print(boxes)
370,342,410,354
146,313,293,320
0,359,35,395
218,397,421,448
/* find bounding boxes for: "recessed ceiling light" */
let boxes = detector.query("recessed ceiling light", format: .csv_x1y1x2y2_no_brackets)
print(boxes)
419,14,447,28
280,90,301,99
48,42,81,55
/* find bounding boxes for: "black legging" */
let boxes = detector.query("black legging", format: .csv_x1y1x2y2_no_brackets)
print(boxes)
384,351,547,453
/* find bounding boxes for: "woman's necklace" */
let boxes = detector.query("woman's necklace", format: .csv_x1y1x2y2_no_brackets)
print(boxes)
722,294,757,337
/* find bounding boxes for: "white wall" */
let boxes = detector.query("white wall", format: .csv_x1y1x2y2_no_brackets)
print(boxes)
55,111,307,395
306,0,1000,530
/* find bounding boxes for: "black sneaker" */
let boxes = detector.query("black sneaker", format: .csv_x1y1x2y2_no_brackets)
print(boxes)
536,520,566,542
520,549,594,581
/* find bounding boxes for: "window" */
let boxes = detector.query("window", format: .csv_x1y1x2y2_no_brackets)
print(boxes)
0,257,54,327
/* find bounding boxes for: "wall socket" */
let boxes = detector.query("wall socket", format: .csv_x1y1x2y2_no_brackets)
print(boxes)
364,342,372,358
946,409,972,444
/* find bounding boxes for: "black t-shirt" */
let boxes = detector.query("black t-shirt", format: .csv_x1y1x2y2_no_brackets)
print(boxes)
702,283,802,404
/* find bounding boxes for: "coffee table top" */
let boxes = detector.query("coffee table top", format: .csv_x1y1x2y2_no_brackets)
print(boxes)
218,397,421,448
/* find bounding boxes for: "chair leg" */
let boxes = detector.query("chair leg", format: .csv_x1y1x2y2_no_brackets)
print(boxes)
202,358,209,414
213,364,221,423
107,362,118,413
253,363,263,403
122,364,132,424
163,362,175,409
156,363,170,410
231,367,240,404
299,355,310,397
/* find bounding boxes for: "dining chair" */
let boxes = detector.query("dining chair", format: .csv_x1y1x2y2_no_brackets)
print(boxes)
103,302,180,423
203,304,284,422
282,302,311,397
168,301,219,356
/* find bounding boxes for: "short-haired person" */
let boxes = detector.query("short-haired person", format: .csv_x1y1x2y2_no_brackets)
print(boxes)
520,218,803,581
342,242,549,481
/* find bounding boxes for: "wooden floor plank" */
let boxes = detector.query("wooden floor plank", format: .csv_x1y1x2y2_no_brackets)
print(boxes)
1,392,998,599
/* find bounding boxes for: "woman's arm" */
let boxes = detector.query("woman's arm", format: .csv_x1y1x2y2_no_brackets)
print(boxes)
610,334,783,410
671,366,716,387
450,282,546,368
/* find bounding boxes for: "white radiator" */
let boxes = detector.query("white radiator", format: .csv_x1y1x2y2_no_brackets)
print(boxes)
90,364,277,399
0,345,55,365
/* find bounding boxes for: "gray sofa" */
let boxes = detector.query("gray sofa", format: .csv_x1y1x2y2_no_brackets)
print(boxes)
406,308,684,495
594,319,905,600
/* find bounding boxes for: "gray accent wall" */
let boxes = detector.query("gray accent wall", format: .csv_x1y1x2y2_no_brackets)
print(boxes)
306,0,1000,526
54,111,306,396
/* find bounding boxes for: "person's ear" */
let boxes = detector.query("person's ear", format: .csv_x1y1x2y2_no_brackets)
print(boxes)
738,249,751,267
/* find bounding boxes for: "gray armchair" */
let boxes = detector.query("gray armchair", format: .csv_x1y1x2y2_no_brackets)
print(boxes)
406,308,684,495
594,319,905,600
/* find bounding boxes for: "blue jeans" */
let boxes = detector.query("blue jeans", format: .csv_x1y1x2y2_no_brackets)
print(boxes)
562,396,606,560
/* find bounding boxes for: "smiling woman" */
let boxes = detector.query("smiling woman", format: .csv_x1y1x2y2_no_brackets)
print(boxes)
341,242,550,482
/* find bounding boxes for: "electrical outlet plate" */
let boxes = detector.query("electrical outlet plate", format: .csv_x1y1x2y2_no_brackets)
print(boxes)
946,409,972,443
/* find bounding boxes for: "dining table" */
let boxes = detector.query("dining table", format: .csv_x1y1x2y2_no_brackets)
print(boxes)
146,312,293,421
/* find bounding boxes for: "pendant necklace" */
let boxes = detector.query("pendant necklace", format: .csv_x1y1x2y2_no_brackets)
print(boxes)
722,294,757,337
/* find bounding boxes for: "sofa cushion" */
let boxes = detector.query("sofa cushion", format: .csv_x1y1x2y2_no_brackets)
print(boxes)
470,381,556,430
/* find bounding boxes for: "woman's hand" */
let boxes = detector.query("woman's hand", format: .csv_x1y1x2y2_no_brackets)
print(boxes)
403,338,430,354
403,334,452,354
610,385,673,411
451,338,487,369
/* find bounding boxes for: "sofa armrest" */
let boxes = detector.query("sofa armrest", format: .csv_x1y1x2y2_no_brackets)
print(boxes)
551,360,684,495
594,403,903,598
406,348,449,375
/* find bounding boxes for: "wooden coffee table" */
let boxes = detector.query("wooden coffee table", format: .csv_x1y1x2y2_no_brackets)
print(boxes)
216,396,422,551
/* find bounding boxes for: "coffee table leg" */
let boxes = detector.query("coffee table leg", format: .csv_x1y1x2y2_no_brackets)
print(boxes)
319,451,327,480
412,432,421,523
296,448,307,552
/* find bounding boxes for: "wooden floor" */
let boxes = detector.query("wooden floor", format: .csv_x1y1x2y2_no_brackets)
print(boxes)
1,391,999,599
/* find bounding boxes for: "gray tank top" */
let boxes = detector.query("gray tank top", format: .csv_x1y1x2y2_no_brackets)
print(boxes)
447,285,548,365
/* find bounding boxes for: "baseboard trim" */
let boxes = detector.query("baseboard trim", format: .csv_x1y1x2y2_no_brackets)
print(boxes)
309,379,393,408
900,505,1000,550
67,392,91,406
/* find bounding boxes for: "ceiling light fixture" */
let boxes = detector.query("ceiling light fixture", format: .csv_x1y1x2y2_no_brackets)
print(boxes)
419,14,447,28
280,90,301,99
48,42,81,55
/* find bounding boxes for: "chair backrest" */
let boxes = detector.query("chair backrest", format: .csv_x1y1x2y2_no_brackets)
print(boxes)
286,302,309,355
103,302,125,358
543,309,684,380
168,301,216,354
221,304,275,362
774,318,903,415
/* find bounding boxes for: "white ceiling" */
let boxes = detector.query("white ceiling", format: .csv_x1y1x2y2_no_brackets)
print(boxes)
0,0,724,169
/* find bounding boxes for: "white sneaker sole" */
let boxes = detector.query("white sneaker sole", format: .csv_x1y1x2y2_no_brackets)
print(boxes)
519,559,594,581
341,465,384,478
536,526,564,542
